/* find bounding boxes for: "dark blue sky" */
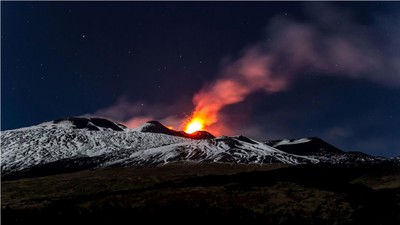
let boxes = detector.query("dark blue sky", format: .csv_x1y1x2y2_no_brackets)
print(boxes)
2,2,400,156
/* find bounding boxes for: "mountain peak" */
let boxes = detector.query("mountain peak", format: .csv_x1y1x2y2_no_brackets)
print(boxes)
266,137,343,156
53,117,127,131
187,130,216,139
138,120,172,133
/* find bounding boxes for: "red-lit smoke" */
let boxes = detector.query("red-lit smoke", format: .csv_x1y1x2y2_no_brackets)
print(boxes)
184,4,400,134
93,3,400,137
184,49,288,134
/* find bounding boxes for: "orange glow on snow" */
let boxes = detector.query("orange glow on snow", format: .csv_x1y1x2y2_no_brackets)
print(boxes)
184,118,204,134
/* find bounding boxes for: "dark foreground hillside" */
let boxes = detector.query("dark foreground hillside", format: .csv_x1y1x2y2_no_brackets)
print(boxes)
2,163,400,225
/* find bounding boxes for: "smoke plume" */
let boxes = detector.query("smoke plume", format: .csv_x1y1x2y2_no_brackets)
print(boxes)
190,3,400,131
92,3,399,135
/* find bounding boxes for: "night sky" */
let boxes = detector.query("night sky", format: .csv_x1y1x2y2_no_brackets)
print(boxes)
2,2,400,156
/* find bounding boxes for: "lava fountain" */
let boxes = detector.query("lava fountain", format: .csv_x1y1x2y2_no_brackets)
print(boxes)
184,117,205,134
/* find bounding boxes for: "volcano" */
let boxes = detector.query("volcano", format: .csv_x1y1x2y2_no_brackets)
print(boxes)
1,117,395,180
2,117,400,225
137,120,215,139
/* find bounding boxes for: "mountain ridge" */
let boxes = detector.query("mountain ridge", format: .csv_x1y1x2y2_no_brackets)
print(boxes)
1,117,397,180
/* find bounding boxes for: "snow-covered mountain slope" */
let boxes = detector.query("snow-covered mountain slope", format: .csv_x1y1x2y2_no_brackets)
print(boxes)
1,118,316,176
0,117,394,178
1,118,187,175
104,135,317,167
266,137,385,165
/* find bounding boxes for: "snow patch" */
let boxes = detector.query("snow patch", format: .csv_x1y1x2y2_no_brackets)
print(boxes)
274,138,311,146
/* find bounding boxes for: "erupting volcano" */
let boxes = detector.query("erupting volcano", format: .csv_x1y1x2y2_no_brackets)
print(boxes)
184,118,205,134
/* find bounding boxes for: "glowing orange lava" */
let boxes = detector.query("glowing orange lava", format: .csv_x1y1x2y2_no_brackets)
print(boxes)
184,118,204,134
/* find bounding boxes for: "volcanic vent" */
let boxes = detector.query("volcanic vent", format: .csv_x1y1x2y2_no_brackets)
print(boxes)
138,121,215,139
